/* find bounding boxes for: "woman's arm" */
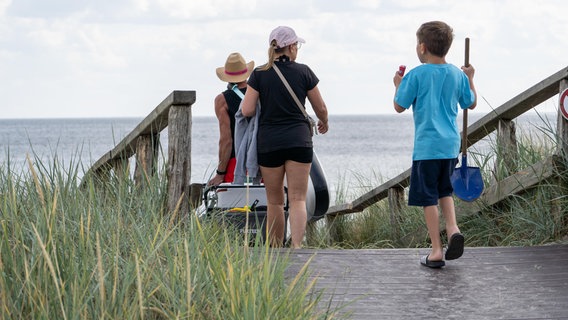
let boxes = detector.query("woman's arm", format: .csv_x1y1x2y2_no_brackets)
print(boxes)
241,85,259,117
307,86,329,134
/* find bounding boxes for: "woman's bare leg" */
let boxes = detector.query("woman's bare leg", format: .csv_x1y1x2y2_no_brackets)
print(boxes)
260,165,286,247
284,160,311,249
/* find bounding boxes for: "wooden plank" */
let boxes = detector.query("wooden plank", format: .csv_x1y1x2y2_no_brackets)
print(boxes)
458,155,560,213
325,215,340,244
189,183,204,210
88,91,196,176
331,153,562,219
466,66,568,147
166,105,192,214
327,168,411,216
494,119,518,179
284,244,568,319
558,79,568,157
388,186,404,239
134,134,159,187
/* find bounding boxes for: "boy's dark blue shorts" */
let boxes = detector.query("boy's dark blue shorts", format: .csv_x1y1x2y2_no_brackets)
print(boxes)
408,158,458,207
258,147,313,168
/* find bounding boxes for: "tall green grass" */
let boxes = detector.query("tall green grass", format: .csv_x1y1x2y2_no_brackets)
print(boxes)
462,114,568,246
0,154,340,319
3,115,567,317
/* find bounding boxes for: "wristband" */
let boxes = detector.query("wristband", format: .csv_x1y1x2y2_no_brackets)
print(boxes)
216,169,227,175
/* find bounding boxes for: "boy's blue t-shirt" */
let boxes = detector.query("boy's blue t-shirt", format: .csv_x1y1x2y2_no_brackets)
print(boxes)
395,63,475,161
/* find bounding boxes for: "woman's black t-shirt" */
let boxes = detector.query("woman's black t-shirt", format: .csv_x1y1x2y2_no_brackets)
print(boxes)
247,59,319,153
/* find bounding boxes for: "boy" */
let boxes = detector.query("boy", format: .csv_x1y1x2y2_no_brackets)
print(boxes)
393,21,477,268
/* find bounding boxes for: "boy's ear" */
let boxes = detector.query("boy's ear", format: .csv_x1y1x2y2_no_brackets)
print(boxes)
419,43,427,55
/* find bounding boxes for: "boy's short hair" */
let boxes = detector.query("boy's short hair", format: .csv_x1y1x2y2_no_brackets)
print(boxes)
416,21,454,58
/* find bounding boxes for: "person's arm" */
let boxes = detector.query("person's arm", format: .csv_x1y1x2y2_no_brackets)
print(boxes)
207,93,232,186
393,101,406,113
393,71,406,113
306,86,329,134
462,64,477,110
241,85,259,117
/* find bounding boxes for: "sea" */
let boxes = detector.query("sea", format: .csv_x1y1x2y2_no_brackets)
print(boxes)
0,112,558,200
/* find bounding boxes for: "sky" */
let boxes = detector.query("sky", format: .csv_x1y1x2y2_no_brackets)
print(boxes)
0,0,566,119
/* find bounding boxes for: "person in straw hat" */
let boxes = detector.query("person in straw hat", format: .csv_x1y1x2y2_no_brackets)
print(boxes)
240,26,329,248
207,52,254,186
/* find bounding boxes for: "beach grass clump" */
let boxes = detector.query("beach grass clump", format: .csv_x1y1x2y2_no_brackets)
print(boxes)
461,116,568,246
460,162,568,247
0,154,338,319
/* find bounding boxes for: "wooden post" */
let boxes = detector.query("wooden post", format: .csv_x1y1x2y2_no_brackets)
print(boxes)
111,156,129,181
558,79,568,158
553,79,568,225
388,186,404,242
134,134,160,188
189,183,204,210
494,119,518,180
305,220,319,245
325,214,339,245
167,105,192,215
92,164,112,185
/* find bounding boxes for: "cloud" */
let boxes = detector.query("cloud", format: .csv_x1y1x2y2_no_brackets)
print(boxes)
6,0,89,18
0,0,566,119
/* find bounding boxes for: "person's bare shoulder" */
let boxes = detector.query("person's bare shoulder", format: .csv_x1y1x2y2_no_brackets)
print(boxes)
214,93,228,114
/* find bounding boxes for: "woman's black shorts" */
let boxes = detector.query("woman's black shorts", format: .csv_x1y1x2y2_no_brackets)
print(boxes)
258,147,313,168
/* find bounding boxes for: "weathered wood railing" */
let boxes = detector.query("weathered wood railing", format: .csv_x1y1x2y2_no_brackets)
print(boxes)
83,90,197,214
326,66,568,236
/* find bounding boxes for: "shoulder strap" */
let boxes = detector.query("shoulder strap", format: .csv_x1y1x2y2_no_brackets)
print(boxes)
231,84,245,100
272,64,308,118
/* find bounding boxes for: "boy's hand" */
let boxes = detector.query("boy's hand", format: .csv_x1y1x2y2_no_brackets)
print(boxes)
461,64,475,79
393,71,403,88
393,65,405,87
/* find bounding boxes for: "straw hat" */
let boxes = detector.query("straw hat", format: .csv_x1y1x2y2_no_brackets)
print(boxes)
216,52,254,83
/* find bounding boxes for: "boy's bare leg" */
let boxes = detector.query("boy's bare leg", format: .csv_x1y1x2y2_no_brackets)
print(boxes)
424,205,443,261
439,196,460,241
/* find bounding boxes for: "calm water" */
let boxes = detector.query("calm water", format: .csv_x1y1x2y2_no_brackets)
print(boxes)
0,113,557,199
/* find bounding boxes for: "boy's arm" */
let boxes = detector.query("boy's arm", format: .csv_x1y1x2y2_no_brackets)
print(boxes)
462,64,477,110
393,71,406,113
393,101,406,113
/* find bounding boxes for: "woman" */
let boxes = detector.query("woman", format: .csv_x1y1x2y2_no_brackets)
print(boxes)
241,26,329,248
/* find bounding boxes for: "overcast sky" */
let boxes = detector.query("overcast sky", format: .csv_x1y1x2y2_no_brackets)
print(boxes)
0,0,566,119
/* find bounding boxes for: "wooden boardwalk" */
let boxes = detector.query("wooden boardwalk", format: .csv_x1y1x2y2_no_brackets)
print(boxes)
285,244,568,319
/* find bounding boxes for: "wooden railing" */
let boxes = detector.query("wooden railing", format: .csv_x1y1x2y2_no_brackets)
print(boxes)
83,90,197,214
82,67,568,233
326,66,568,234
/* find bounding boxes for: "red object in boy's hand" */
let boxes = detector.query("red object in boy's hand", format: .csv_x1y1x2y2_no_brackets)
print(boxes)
398,65,406,76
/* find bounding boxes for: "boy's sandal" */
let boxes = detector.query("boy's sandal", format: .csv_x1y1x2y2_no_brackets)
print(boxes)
445,233,465,260
420,255,445,268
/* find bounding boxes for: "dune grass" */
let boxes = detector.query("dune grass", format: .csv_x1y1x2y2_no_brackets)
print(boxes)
0,154,340,319
3,114,567,318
